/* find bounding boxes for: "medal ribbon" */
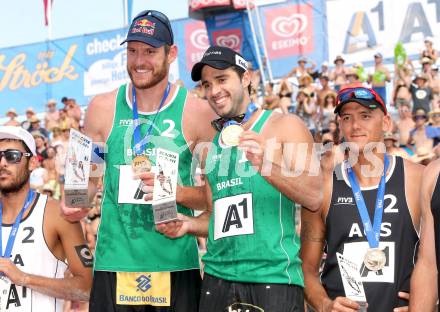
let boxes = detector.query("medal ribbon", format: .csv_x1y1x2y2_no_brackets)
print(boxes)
132,82,171,155
346,154,389,249
0,190,35,258
222,102,258,130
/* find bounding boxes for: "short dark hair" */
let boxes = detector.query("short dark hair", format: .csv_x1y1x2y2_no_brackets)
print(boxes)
0,138,32,155
231,66,253,95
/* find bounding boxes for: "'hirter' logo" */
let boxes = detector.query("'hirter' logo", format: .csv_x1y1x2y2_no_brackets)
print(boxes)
136,274,152,292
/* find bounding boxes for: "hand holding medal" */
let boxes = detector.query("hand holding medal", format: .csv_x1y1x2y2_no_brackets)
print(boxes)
219,102,258,147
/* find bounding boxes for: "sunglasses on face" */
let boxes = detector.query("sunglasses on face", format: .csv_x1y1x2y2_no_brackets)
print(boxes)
0,149,31,164
336,87,385,108
414,115,427,121
211,114,246,132
134,10,174,45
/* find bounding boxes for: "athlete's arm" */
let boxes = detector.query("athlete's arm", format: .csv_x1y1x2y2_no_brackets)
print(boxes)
60,92,115,221
240,113,323,211
409,161,439,311
175,95,216,211
1,200,93,301
156,181,212,238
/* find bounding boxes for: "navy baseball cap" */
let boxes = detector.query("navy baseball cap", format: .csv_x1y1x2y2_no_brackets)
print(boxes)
191,46,248,81
120,10,173,47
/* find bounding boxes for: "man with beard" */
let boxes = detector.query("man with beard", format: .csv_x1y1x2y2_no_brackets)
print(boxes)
61,10,216,312
0,126,92,311
157,46,322,311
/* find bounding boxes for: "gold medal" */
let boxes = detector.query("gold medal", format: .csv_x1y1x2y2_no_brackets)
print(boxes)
132,155,152,176
363,248,386,271
221,124,244,147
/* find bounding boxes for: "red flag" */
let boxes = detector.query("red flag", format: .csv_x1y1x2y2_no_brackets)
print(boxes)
43,0,54,26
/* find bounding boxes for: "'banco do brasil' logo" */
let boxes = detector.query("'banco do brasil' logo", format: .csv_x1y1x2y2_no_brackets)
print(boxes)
136,274,152,292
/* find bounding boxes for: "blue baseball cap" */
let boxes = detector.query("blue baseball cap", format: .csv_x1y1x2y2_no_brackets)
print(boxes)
120,10,173,48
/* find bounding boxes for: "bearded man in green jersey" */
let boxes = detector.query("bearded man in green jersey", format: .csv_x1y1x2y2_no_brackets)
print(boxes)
61,10,217,312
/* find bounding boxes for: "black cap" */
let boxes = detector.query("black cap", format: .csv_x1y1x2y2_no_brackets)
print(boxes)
191,46,248,81
120,10,173,48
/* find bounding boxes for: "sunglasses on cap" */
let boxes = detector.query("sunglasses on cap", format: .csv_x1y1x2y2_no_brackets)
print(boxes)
211,114,246,132
133,10,174,45
0,149,32,164
336,87,385,108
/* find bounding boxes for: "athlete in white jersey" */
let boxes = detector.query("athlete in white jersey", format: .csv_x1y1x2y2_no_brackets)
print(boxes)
0,126,92,311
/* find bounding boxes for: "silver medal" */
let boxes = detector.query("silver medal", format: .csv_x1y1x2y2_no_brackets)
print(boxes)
363,248,386,271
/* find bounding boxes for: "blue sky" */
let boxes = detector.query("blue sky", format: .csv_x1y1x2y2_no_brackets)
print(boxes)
0,0,189,49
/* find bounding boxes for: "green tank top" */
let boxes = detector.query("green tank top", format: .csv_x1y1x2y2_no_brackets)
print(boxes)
94,83,199,272
203,110,303,286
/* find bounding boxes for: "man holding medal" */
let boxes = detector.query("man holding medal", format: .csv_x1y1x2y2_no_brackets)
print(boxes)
301,85,423,311
409,159,440,311
67,9,217,312
0,126,92,311
157,46,322,311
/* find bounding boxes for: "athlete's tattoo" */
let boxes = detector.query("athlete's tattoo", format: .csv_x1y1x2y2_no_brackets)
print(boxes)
74,245,94,267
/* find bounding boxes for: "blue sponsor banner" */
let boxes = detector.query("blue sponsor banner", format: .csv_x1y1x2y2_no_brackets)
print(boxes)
0,0,329,114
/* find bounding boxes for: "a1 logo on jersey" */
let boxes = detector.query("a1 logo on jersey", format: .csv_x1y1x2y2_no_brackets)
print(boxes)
214,193,254,240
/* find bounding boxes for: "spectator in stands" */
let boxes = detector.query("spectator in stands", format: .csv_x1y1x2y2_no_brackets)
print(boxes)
298,74,316,99
262,82,280,110
409,73,433,113
345,67,361,85
64,98,81,129
311,61,329,80
330,55,347,92
43,146,60,200
384,132,408,158
44,99,60,131
58,108,75,130
30,157,48,191
296,89,317,131
392,79,412,108
29,115,49,138
317,73,334,108
286,56,315,79
421,56,434,74
394,101,415,150
429,108,440,127
369,52,391,104
319,93,337,129
409,109,440,164
430,65,440,109
278,78,294,114
421,37,438,63
32,131,48,161
4,108,20,126
21,107,36,131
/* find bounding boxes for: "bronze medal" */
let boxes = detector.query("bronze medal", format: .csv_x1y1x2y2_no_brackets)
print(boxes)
221,124,244,147
363,248,386,271
132,155,152,176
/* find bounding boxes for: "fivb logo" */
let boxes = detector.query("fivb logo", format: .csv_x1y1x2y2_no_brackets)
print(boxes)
272,14,307,38
336,197,354,205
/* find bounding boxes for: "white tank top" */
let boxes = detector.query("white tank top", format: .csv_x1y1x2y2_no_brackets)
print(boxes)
1,193,67,311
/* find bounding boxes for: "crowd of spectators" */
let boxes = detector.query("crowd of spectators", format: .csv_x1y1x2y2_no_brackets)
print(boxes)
202,37,440,167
